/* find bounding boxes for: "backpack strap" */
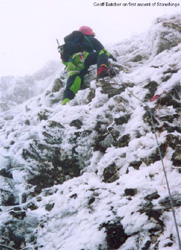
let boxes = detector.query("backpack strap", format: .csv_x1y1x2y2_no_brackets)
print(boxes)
84,36,94,51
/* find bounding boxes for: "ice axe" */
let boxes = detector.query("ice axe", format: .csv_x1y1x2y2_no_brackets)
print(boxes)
56,39,62,54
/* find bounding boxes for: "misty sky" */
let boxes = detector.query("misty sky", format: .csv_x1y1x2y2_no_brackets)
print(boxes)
0,0,180,77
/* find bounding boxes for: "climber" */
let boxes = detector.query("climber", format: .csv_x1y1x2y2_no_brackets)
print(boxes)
59,26,117,105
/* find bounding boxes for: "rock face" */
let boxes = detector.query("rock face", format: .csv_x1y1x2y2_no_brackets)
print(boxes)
0,14,181,250
156,16,181,54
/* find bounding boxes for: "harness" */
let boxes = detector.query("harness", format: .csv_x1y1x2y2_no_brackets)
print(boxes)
66,51,89,77
65,35,94,77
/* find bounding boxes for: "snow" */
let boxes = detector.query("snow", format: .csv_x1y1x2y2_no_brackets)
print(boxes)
0,13,181,250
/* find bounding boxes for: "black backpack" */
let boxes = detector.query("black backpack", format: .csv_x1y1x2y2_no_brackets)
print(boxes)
60,31,94,62
60,31,85,62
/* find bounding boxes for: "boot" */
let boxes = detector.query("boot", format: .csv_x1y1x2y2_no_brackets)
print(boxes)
107,66,116,77
97,65,116,79
97,65,109,79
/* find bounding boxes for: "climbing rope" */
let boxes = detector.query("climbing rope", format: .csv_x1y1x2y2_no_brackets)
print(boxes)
114,73,181,250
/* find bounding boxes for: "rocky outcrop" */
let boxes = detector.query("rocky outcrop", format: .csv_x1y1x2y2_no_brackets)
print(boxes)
155,15,181,55
0,13,180,250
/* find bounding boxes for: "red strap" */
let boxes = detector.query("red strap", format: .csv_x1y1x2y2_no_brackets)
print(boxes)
149,94,160,102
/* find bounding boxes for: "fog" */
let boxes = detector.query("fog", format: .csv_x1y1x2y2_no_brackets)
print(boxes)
0,0,180,76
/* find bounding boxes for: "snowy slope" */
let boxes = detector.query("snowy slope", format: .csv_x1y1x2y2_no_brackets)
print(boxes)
0,60,61,112
0,13,181,250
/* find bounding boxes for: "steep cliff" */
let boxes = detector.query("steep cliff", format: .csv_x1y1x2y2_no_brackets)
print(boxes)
0,13,180,250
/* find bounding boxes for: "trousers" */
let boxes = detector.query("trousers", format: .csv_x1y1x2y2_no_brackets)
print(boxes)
62,50,109,105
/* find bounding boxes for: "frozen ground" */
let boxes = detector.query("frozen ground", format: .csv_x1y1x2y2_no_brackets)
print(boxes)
0,13,180,250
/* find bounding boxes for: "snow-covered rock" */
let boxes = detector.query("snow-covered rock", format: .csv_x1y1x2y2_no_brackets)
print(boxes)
0,13,180,250
0,61,61,112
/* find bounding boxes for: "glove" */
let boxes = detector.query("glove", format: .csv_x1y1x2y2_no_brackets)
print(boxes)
110,54,117,62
